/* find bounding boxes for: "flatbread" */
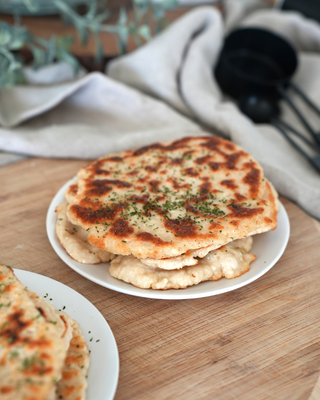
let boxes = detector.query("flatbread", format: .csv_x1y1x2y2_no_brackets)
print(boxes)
67,136,278,260
0,265,67,400
0,266,90,400
65,183,79,205
60,178,277,270
56,202,114,264
56,312,90,400
109,237,255,290
27,292,74,400
139,178,278,269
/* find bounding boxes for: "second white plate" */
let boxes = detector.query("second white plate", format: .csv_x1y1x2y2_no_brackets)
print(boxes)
14,269,119,400
47,178,290,300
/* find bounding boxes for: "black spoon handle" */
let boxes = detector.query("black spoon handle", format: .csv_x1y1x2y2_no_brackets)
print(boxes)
277,86,320,146
274,117,320,153
289,82,320,117
271,119,320,173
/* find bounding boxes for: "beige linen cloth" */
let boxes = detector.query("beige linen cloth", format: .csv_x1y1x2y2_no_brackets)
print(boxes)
0,1,320,220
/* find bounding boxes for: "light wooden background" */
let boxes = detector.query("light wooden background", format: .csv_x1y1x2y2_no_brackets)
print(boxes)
1,157,320,400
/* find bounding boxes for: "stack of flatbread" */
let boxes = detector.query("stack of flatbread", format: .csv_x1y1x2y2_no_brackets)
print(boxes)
0,265,90,400
56,136,279,290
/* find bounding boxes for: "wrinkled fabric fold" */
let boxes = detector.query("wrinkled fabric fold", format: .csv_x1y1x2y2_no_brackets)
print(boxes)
0,73,205,159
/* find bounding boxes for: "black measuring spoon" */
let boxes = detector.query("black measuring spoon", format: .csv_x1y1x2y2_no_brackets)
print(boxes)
239,93,320,172
214,27,320,171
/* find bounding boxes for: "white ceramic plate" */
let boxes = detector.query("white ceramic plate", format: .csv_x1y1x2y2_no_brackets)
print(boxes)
14,269,119,400
47,178,290,300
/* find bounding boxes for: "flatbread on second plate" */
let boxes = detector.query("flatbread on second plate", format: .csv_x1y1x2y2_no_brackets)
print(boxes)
56,313,90,400
29,292,90,400
28,291,73,352
0,265,67,400
0,265,90,400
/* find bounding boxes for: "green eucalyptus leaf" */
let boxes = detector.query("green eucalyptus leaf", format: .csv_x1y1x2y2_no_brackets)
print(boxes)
8,60,22,72
117,39,126,55
118,7,128,25
100,25,114,33
0,48,19,82
94,35,103,64
137,24,150,41
9,37,25,50
93,10,111,25
86,1,98,20
87,20,101,33
118,25,129,44
57,35,74,51
153,5,166,20
54,0,90,45
130,29,142,47
46,37,56,64
30,45,46,68
160,0,178,9
14,69,27,85
53,0,75,16
0,47,16,64
34,37,48,47
23,0,41,13
75,23,89,45
0,0,178,87
133,0,150,6
0,28,11,46
57,50,79,74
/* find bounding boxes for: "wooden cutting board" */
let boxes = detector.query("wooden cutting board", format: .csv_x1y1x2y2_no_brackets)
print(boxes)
1,158,320,400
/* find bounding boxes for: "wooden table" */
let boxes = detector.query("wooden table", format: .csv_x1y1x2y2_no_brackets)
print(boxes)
1,157,320,399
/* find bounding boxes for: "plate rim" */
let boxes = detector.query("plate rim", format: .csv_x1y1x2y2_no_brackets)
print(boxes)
47,178,290,300
14,268,120,400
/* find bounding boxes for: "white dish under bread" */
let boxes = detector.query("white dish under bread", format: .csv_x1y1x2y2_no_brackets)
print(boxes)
47,180,290,300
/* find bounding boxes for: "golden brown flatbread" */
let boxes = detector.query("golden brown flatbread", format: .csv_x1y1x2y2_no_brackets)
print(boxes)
0,265,67,400
55,312,90,400
0,265,90,400
66,136,278,260
56,202,114,264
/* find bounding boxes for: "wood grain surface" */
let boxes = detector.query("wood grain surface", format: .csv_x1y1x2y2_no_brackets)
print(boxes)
1,158,320,400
